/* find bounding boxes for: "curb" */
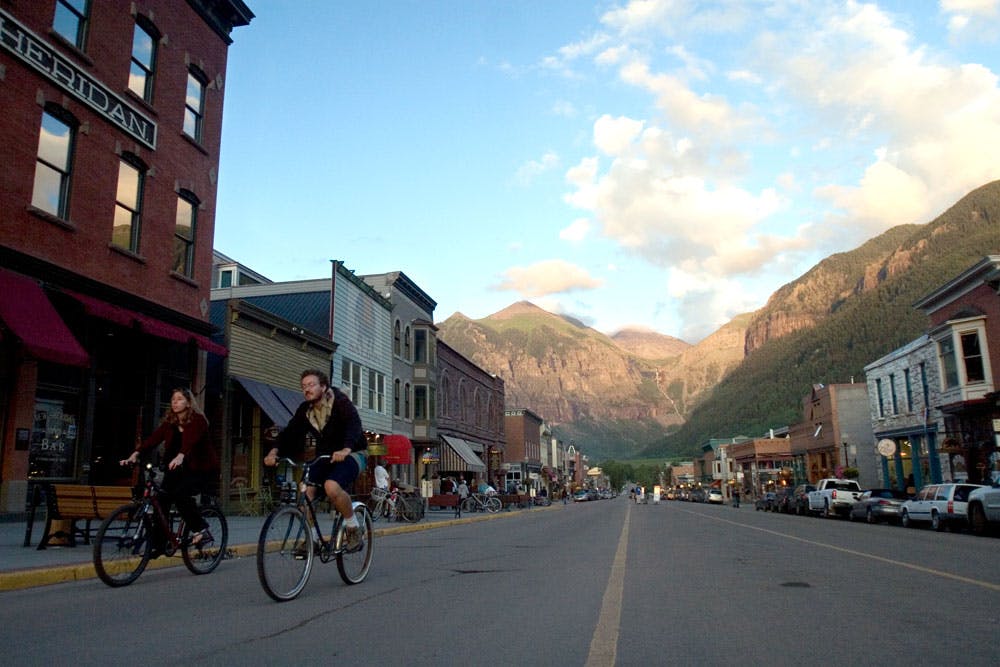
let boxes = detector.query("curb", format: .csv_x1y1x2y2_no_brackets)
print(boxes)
0,504,559,591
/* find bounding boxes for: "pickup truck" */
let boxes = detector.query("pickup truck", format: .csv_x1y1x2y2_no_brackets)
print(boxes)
807,478,863,518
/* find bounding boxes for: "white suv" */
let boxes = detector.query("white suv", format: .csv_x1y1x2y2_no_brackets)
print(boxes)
966,485,1000,536
901,483,986,531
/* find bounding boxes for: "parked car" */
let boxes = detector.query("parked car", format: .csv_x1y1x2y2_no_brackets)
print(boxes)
707,488,724,504
689,488,707,503
773,488,796,513
900,483,986,531
573,489,589,502
755,492,777,511
791,484,816,515
848,488,910,524
967,484,1000,535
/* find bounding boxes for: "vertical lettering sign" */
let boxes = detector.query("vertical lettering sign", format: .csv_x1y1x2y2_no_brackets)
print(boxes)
0,9,157,149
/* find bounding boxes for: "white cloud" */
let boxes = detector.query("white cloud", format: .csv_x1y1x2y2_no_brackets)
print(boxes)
495,260,603,297
514,151,560,185
593,114,645,156
559,218,591,242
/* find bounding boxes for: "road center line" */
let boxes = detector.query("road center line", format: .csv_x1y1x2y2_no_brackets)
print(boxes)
586,504,631,667
690,508,1000,593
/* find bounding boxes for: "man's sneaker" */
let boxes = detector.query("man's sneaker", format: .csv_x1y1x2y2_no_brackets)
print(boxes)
343,524,364,553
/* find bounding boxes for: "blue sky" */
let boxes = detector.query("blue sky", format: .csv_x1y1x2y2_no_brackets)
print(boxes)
214,0,1000,342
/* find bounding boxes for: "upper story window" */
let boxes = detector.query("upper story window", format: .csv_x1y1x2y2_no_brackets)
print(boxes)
404,326,411,361
939,336,959,388
53,0,89,49
404,382,411,419
32,107,76,219
888,373,898,415
903,368,913,412
112,155,145,252
128,18,159,102
414,328,427,364
393,378,400,417
875,378,885,418
341,359,362,405
960,331,985,383
183,67,207,141
393,320,401,357
173,191,199,277
367,370,385,414
218,268,234,288
414,385,427,420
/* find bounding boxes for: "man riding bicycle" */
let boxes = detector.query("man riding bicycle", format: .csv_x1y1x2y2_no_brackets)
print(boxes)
264,369,367,551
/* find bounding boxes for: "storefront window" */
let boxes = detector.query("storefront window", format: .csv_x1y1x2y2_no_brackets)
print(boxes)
29,395,79,479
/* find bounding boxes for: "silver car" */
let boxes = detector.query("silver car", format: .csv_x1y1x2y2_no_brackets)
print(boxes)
900,483,986,531
848,488,909,524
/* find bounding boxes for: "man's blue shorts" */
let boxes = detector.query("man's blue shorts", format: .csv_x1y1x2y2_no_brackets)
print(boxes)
307,453,365,491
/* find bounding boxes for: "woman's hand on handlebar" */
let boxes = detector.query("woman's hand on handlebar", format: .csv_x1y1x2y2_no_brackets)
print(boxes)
263,448,280,467
119,451,139,467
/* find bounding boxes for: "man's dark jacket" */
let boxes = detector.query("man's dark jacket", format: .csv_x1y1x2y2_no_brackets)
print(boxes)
276,386,366,459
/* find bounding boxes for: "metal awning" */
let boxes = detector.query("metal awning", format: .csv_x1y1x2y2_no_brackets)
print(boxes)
232,375,302,428
440,435,486,472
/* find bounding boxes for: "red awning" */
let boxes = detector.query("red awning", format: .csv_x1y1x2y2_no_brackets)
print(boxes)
383,435,413,465
69,291,227,356
0,269,88,367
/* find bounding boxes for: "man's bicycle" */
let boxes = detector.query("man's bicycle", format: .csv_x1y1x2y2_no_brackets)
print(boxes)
256,456,374,602
92,463,228,587
461,492,502,514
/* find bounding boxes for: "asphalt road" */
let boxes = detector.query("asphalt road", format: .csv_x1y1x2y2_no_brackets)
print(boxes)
2,498,997,666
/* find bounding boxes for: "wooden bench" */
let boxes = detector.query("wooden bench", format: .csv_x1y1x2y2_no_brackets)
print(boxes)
37,484,134,550
427,494,460,511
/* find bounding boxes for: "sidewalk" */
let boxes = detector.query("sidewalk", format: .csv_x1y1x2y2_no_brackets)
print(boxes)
0,504,553,591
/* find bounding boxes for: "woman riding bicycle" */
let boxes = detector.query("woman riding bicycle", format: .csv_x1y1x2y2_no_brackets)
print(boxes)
121,388,218,551
263,369,367,551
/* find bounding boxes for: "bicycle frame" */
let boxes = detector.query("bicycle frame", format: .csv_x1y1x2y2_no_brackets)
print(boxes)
274,456,352,558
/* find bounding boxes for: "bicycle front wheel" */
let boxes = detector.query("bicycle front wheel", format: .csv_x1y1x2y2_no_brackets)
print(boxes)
257,506,313,601
182,505,229,575
336,504,373,585
485,497,502,513
93,503,151,587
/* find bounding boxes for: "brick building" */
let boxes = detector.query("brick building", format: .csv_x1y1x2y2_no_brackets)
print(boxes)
0,1,252,513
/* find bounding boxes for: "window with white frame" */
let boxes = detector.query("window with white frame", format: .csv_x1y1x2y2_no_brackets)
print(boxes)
341,359,362,405
939,336,959,388
367,370,385,413
414,328,427,364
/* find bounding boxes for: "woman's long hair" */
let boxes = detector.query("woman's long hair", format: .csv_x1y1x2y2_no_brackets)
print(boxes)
163,388,203,426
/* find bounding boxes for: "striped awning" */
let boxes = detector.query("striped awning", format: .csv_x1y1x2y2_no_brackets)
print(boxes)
440,435,486,473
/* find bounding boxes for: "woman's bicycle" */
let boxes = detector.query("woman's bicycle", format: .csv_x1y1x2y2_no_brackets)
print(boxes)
461,492,502,514
256,456,374,602
93,463,228,587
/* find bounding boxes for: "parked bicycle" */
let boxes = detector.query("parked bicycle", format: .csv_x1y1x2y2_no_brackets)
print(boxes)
256,456,374,602
93,463,228,587
461,492,502,514
369,486,424,523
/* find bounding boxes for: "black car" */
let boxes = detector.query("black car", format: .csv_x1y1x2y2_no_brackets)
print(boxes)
791,484,816,515
773,487,796,513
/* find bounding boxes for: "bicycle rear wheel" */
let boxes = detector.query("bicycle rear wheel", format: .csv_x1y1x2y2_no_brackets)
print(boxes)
257,506,313,601
182,505,229,575
397,497,418,523
336,504,373,584
93,503,151,587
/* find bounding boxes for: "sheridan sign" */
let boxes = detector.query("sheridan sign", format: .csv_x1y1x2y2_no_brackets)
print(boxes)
0,9,157,149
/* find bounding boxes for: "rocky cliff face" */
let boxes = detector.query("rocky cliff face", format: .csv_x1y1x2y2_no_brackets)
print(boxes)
436,301,747,447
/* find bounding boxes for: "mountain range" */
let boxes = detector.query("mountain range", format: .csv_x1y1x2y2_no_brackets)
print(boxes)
436,180,1000,461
